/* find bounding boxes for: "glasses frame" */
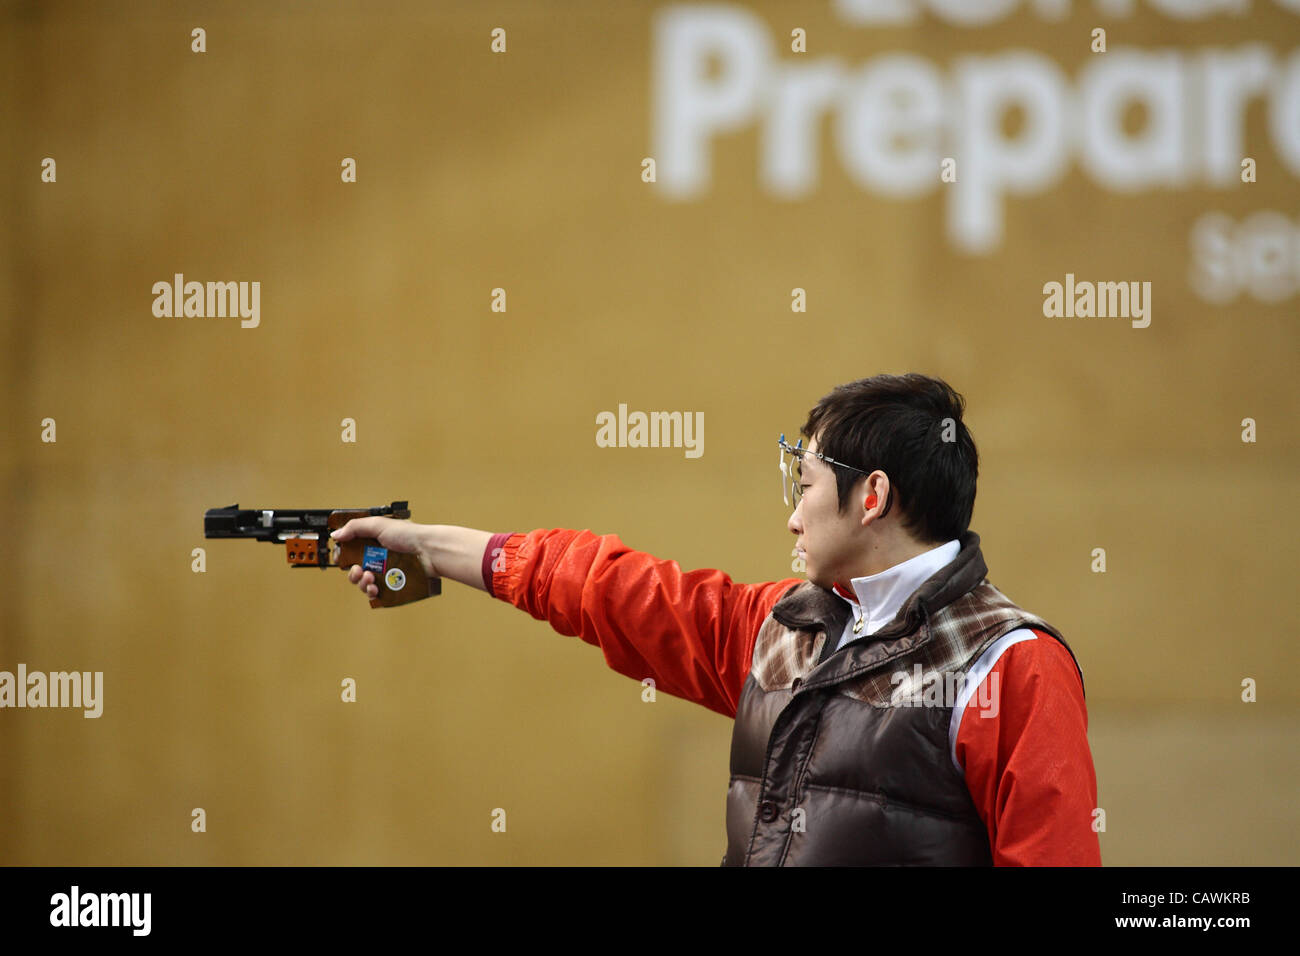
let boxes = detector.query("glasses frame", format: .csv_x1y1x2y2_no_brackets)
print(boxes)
779,433,876,509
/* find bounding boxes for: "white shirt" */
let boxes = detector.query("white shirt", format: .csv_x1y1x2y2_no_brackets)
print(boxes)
831,539,961,651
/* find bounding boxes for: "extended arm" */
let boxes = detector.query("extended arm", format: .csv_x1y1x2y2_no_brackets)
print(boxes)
333,520,799,717
486,528,800,718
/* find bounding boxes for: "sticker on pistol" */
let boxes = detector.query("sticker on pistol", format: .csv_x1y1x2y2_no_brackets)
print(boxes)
363,546,388,575
384,568,406,591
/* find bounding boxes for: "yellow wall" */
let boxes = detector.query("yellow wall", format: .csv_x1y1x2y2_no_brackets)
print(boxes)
2,0,1296,865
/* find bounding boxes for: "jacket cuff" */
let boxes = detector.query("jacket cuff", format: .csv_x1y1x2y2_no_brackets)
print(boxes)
485,532,527,599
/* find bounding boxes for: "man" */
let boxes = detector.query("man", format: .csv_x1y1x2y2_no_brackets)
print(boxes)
332,373,1101,866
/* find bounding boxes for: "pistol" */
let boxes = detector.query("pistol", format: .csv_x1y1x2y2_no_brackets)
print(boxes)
203,500,441,608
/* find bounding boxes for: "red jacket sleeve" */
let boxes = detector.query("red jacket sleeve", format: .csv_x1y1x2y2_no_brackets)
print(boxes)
954,629,1102,866
488,528,802,718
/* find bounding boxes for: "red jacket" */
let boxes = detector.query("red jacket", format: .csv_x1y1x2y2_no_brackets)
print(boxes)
488,527,1101,866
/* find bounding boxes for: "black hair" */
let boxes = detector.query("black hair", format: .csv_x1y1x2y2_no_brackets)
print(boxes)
799,373,979,544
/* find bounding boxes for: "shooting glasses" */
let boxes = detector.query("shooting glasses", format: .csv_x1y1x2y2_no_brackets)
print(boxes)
778,433,892,516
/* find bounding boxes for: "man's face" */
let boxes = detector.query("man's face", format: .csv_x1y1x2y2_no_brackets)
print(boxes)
787,435,868,589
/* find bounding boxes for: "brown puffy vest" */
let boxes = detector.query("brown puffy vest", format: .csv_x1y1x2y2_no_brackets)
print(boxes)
723,531,1083,866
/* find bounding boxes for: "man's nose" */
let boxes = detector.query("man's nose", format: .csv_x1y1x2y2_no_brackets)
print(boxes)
787,507,802,535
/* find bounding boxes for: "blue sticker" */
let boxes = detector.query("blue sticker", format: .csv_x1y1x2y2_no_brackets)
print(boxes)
363,546,388,574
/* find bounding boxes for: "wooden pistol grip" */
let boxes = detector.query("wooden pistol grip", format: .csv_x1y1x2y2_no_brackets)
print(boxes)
326,508,439,609
333,536,441,608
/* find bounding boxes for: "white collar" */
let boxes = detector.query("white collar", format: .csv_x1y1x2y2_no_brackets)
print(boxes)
831,539,961,646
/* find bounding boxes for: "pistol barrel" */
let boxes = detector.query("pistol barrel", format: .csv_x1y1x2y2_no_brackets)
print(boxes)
203,502,410,540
